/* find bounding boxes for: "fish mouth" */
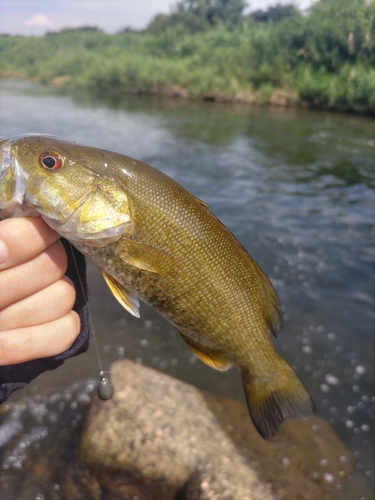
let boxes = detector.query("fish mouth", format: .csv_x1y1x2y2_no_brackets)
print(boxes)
0,134,72,220
0,138,32,219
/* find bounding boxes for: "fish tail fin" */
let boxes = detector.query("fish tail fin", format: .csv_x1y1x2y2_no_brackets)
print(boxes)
241,358,315,440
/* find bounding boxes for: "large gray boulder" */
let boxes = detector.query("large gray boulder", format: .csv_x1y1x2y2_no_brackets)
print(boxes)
79,360,354,500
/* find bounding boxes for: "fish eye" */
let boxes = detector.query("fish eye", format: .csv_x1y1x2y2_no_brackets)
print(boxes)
39,152,64,170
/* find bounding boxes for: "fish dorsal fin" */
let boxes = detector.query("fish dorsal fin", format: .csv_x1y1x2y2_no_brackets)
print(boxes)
102,271,140,318
114,239,175,275
179,331,233,371
194,196,209,208
252,261,283,337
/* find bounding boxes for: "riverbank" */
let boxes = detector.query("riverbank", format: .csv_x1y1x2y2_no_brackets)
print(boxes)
0,71,302,109
1,61,373,116
1,0,374,115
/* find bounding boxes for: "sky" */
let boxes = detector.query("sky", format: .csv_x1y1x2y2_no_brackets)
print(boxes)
0,0,315,36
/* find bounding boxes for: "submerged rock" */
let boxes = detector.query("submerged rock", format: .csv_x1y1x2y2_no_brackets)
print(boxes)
80,360,357,500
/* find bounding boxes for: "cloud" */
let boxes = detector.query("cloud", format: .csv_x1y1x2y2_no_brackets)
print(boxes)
24,14,53,28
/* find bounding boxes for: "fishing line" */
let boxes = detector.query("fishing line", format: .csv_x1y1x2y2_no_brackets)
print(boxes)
67,242,114,400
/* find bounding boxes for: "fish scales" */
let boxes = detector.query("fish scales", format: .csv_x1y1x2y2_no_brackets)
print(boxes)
96,155,270,364
0,135,315,439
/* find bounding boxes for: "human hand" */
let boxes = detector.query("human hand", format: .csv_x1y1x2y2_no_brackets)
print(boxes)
0,217,80,365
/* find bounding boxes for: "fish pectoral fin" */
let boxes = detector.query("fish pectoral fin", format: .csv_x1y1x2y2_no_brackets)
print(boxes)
252,260,283,337
101,271,140,318
114,239,175,275
179,331,232,371
241,358,315,440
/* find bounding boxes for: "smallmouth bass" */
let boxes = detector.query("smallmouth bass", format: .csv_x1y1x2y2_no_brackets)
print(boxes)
0,135,315,439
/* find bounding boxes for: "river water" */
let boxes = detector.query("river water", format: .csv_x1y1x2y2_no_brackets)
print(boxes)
0,81,374,496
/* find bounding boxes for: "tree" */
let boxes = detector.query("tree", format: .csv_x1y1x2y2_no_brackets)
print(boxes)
302,0,373,71
146,14,175,34
148,0,248,33
249,3,300,23
176,0,247,25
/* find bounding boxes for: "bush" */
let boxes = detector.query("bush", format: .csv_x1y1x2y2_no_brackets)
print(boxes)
297,65,375,112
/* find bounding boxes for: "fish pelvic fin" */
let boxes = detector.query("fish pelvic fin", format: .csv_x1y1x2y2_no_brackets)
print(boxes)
102,271,140,318
252,260,283,337
179,331,233,371
241,359,315,440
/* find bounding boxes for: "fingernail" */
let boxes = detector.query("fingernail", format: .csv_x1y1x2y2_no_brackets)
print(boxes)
0,240,9,264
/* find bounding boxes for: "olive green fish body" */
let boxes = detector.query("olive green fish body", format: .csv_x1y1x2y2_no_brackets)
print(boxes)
77,156,279,369
0,135,315,439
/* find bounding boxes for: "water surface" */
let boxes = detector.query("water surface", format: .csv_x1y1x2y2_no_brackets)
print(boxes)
0,81,374,496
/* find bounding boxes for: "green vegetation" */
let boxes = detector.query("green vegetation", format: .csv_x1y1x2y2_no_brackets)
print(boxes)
1,0,374,114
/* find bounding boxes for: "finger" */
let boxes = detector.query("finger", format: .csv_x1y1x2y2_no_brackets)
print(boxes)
0,277,76,331
0,240,68,310
0,217,60,270
0,311,81,366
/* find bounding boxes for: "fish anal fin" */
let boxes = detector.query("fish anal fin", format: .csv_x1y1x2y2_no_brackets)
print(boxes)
179,332,232,371
114,239,175,275
241,358,315,440
252,260,283,337
102,271,140,318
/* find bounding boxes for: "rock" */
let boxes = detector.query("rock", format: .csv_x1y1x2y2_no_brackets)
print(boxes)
179,460,273,500
79,360,356,500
